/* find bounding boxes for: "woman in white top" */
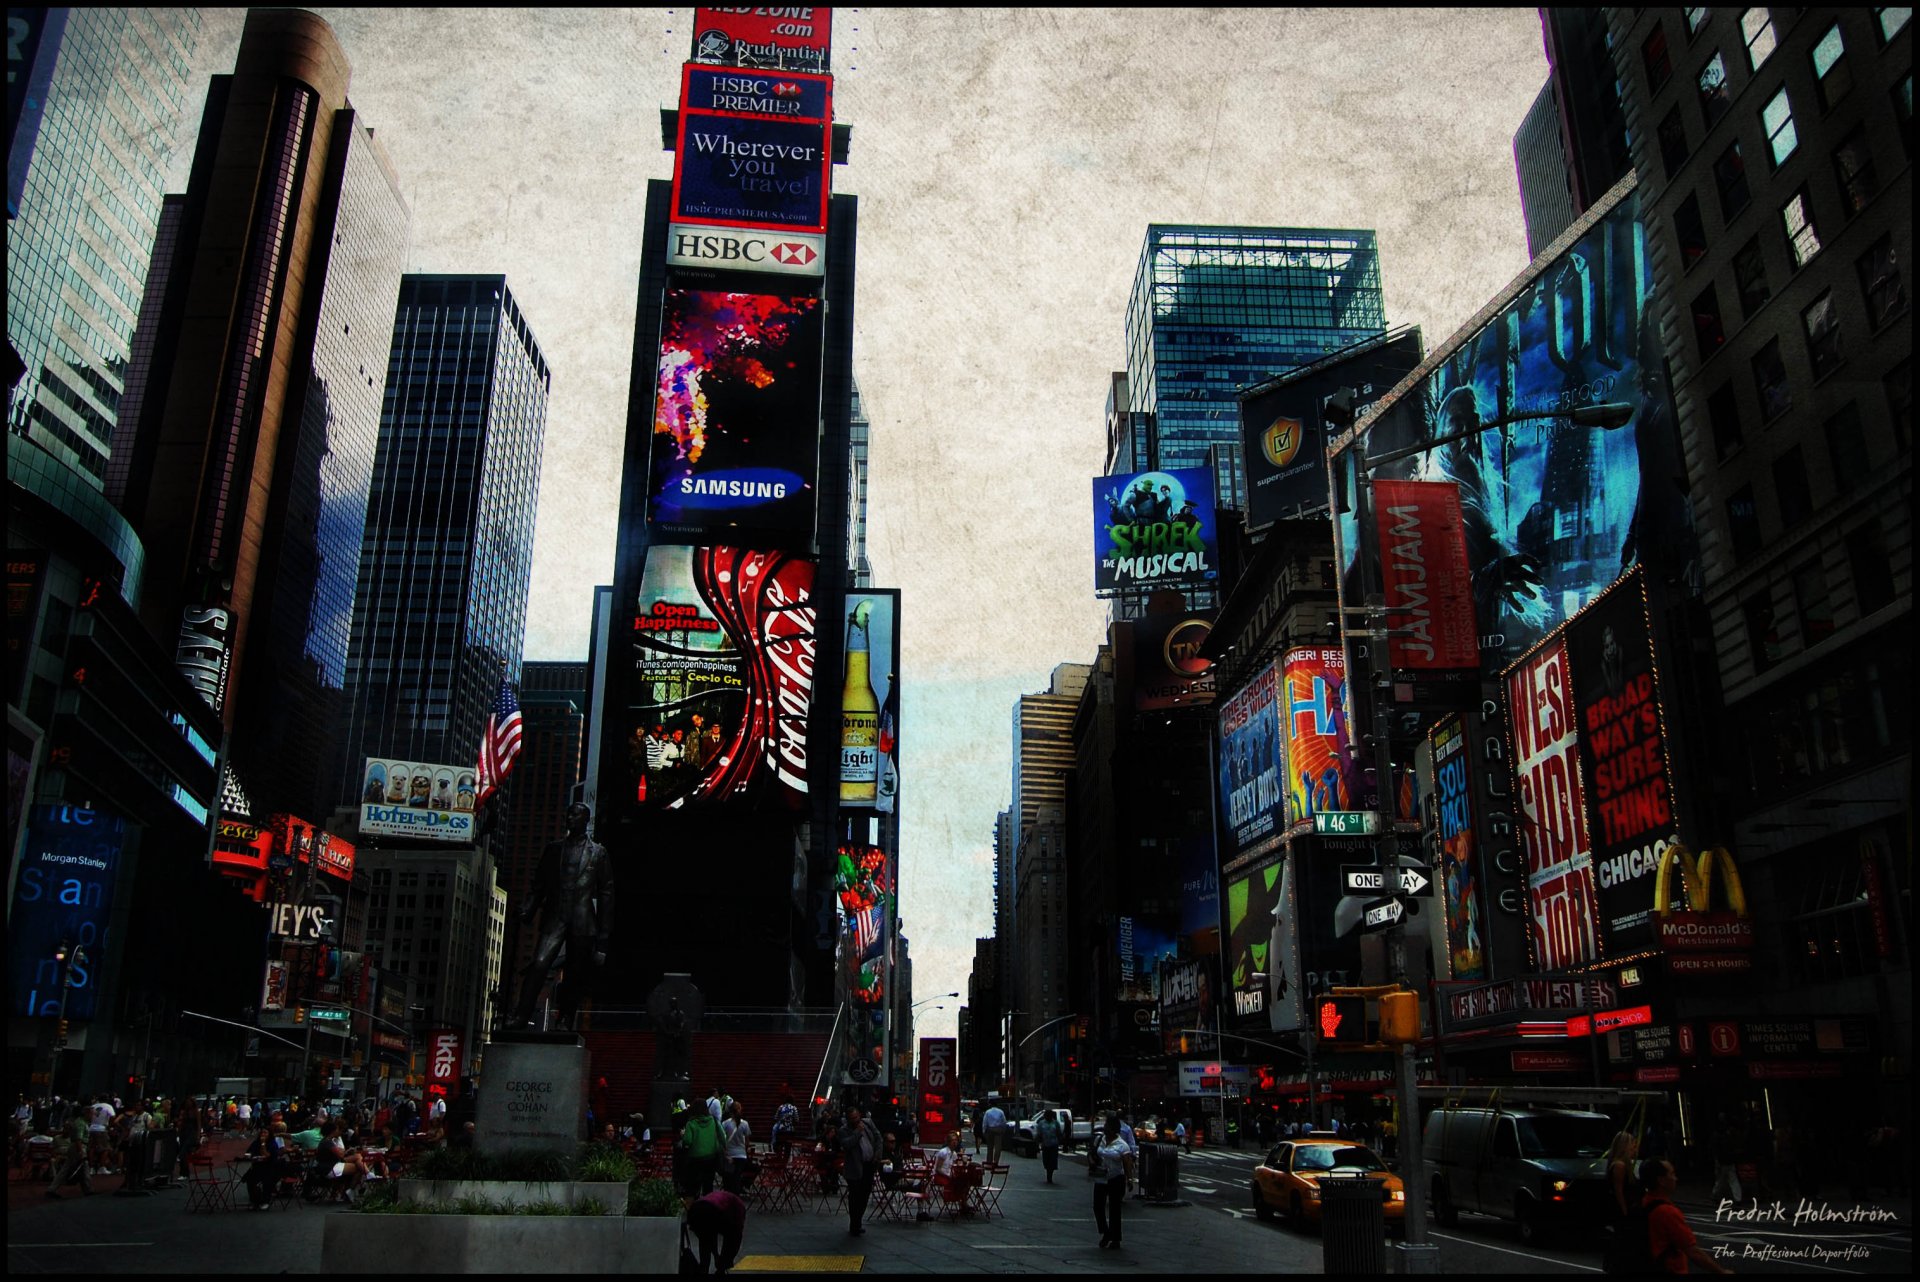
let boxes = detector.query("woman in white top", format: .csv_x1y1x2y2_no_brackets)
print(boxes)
1092,1116,1131,1250
720,1101,752,1195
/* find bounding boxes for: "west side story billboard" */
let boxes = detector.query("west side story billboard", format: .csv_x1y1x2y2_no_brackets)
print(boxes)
1331,177,1689,675
1505,635,1600,971
648,288,826,540
1092,468,1220,596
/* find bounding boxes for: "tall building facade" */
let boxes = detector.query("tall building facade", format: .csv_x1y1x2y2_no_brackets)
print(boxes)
1123,226,1385,513
356,844,507,1050
334,274,551,798
111,8,411,825
1515,81,1580,256
497,660,587,986
1011,663,1091,834
7,8,203,487
848,376,873,587
1606,6,1912,1104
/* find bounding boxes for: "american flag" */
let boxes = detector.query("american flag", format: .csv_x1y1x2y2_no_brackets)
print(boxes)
476,676,523,807
852,901,885,955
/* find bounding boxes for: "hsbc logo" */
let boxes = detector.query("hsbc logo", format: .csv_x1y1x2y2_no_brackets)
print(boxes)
668,223,825,277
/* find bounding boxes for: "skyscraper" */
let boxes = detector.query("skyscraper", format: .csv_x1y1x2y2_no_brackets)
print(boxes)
335,274,551,795
1514,82,1579,257
7,8,203,487
496,659,587,985
848,375,873,588
111,9,411,823
1124,226,1386,513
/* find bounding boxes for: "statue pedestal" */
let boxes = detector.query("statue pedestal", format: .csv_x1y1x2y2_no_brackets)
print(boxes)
476,1033,587,1158
651,1078,691,1136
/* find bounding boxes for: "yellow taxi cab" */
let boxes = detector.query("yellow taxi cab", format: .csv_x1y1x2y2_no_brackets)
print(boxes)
1251,1134,1406,1229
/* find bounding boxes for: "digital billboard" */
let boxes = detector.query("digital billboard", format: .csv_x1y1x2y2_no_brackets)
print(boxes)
1332,179,1689,675
1506,636,1600,970
1429,713,1488,980
1158,956,1217,1052
359,760,477,844
1134,609,1216,710
627,545,815,811
8,804,124,1020
1239,327,1423,529
1225,859,1285,1027
918,1037,960,1142
838,843,893,1085
682,65,830,121
1116,915,1179,1005
840,591,899,811
1373,479,1478,672
1282,648,1357,825
1092,468,1219,597
1217,661,1286,859
648,288,825,539
672,110,831,234
691,6,832,75
1567,569,1679,959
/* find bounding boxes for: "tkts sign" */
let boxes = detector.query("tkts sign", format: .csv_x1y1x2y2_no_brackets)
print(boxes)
428,1028,463,1098
917,1037,959,1142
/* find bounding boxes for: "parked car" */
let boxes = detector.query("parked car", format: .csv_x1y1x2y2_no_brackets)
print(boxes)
1423,1106,1612,1244
1011,1107,1091,1156
1251,1135,1405,1230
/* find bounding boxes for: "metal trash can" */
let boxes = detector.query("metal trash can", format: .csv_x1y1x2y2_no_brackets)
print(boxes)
1142,1141,1179,1201
1318,1173,1387,1274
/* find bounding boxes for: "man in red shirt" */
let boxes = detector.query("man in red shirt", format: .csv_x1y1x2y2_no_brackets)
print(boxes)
687,1188,747,1274
1641,1158,1733,1275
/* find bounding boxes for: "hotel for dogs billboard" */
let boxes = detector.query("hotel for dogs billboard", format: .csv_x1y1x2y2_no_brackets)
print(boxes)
1329,175,1690,676
1092,468,1219,597
690,7,832,75
647,288,825,541
627,545,815,812
359,761,477,844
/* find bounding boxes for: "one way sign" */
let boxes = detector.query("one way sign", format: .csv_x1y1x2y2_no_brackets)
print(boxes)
1342,865,1434,898
1361,897,1406,931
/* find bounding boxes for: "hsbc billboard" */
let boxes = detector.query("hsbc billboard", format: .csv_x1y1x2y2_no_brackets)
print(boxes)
668,224,825,277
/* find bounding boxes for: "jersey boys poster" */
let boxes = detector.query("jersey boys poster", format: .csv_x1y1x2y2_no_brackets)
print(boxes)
648,288,825,540
1218,661,1286,858
627,545,815,811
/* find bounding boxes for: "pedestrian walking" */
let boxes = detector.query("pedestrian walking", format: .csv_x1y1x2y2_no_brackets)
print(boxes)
682,1100,725,1197
721,1101,752,1195
981,1100,1008,1165
1037,1111,1064,1183
45,1109,91,1198
1091,1115,1132,1249
840,1106,883,1236
1708,1117,1743,1204
686,1187,747,1274
1635,1158,1733,1275
1602,1131,1644,1273
771,1097,798,1157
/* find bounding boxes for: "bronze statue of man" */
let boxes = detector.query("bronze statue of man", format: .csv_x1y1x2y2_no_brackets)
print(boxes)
509,801,615,1028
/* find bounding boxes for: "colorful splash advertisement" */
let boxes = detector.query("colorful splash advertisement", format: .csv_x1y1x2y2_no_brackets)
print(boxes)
1225,859,1285,1028
1092,468,1219,596
1217,661,1286,859
1282,648,1356,825
1567,569,1678,959
837,842,893,1085
648,288,825,539
627,545,815,812
1429,714,1487,980
1506,636,1600,970
1336,181,1690,674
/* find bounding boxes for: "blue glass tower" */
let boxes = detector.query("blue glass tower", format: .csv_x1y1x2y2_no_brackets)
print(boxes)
6,8,202,487
335,274,551,802
1122,225,1386,512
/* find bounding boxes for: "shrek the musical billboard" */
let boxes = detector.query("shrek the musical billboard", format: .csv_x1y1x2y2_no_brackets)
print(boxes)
1331,176,1690,675
1092,468,1219,596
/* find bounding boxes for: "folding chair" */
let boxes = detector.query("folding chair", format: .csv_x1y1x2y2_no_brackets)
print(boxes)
972,1163,1009,1218
935,1169,976,1221
183,1153,233,1213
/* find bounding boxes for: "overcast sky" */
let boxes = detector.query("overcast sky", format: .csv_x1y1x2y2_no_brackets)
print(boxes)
171,8,1549,1043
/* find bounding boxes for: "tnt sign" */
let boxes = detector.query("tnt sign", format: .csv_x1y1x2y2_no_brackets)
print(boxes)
428,1028,463,1096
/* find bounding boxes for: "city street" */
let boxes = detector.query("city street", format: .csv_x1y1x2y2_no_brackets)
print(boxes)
9,1139,1911,1274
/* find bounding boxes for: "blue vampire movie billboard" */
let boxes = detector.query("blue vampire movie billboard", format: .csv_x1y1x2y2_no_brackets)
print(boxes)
1333,178,1690,673
1093,468,1219,597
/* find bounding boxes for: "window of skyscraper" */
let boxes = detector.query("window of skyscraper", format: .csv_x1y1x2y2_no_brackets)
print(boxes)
1811,24,1852,111
1831,131,1879,215
1781,188,1820,268
1741,8,1778,69
1707,381,1745,460
1692,282,1728,355
1823,402,1868,496
1713,139,1751,219
1772,444,1813,528
1762,87,1798,166
1856,235,1907,330
1728,486,1763,561
1684,8,1713,38
1698,52,1733,128
1895,75,1913,159
1800,291,1843,380
1879,7,1913,41
1752,336,1793,420
1741,591,1783,672
1674,194,1710,270
1644,24,1675,91
1658,106,1691,177
1733,237,1772,317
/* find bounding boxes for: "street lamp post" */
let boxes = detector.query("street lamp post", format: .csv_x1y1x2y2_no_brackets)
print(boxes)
48,940,87,1096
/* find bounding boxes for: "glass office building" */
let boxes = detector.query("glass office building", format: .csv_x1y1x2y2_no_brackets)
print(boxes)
335,275,551,798
1123,225,1386,511
6,8,202,488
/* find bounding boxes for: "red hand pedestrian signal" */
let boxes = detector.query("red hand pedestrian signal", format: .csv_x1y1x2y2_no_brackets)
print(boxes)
1319,1001,1343,1040
1315,996,1365,1044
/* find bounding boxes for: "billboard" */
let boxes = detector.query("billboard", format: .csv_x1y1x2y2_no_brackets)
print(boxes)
682,64,830,121
648,288,825,539
1567,569,1679,958
691,6,832,75
1217,661,1286,859
1224,859,1286,1027
1134,609,1216,710
1506,637,1600,970
839,591,899,810
917,1037,960,1142
1282,648,1357,825
1092,468,1219,596
627,545,816,811
1240,328,1423,528
1333,180,1689,675
8,804,124,1020
667,224,825,277
427,1027,464,1099
1429,713,1488,980
1373,479,1478,672
1116,915,1179,1005
358,761,477,844
838,844,893,1085
672,110,831,234
1158,956,1217,1051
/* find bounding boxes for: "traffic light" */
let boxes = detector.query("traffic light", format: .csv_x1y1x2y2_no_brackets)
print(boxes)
1380,991,1420,1044
56,1018,69,1044
1313,995,1367,1046
295,1005,307,1024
